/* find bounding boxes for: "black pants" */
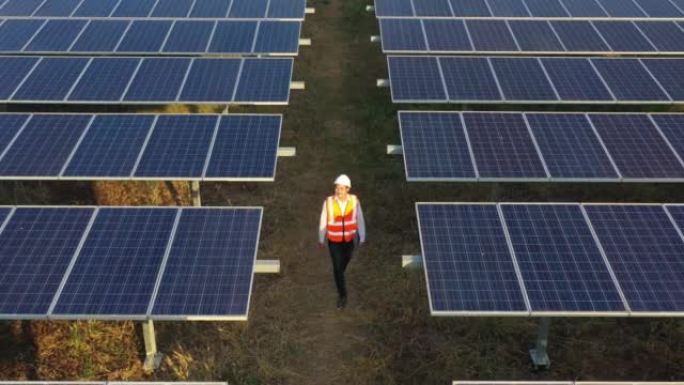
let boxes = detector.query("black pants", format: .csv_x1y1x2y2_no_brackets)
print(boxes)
328,240,355,298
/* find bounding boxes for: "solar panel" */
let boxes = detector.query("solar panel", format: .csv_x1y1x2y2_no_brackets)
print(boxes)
67,58,139,101
207,21,256,53
463,112,547,179
508,20,564,52
423,19,471,52
70,20,129,52
0,114,29,152
633,0,683,17
449,0,491,16
33,0,82,16
115,20,172,53
526,113,618,179
268,0,306,18
374,0,414,16
0,115,91,176
489,58,557,101
413,0,453,16
123,58,191,102
151,0,194,17
233,58,293,103
593,21,656,52
0,57,37,99
591,58,670,102
540,58,614,101
73,0,120,17
112,0,157,17
204,115,282,180
589,114,684,180
595,0,647,16
12,57,88,101
439,57,502,101
466,20,519,51
651,114,684,159
500,204,626,313
150,208,262,320
162,21,214,53
229,0,268,18
556,0,607,17
388,56,447,102
52,208,177,317
24,19,87,52
549,21,610,52
63,115,155,177
641,59,684,100
584,205,684,313
635,22,684,52
254,21,301,54
416,203,528,314
177,59,241,102
665,204,684,234
0,0,44,16
525,0,570,16
0,19,44,51
189,0,230,18
488,0,531,16
134,115,216,178
380,19,426,52
399,111,477,180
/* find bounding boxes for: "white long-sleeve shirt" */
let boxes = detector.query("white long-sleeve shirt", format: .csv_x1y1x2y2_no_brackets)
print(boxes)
319,196,366,244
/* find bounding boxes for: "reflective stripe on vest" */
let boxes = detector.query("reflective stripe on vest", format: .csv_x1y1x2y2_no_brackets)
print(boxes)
326,194,358,242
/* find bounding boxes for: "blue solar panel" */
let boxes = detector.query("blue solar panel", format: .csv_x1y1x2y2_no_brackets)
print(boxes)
0,19,44,51
388,56,446,102
189,0,230,17
73,0,120,16
0,0,43,16
234,59,292,103
466,20,519,51
33,0,82,16
12,57,88,101
374,0,414,16
585,205,684,313
205,115,281,179
111,0,157,17
53,208,177,317
414,0,452,16
642,59,684,101
123,58,190,102
163,21,214,53
591,59,670,102
526,113,618,179
254,21,301,54
423,20,471,52
268,0,306,18
380,19,426,52
207,21,256,53
651,114,684,159
509,20,564,52
560,0,608,16
0,115,29,153
439,57,501,101
134,115,216,177
416,204,528,313
0,115,90,176
488,0,531,16
70,20,129,52
550,21,610,52
449,0,491,15
67,58,139,101
595,0,647,16
635,22,684,52
151,0,194,17
151,208,261,318
590,114,684,179
665,205,684,234
490,58,558,101
0,57,38,99
593,21,656,52
464,113,547,179
63,115,154,177
24,20,86,52
541,58,613,101
398,112,476,180
229,0,268,17
116,20,172,53
633,0,683,17
501,204,625,313
178,59,240,102
525,0,570,16
0,208,93,315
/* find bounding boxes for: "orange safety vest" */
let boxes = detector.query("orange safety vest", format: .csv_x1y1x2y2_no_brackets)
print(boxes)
326,194,358,243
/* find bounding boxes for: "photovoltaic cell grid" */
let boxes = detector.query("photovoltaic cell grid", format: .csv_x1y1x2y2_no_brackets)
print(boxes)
398,111,684,181
374,0,684,18
387,56,680,104
0,206,263,320
0,114,282,181
379,19,684,54
0,0,306,19
417,203,684,315
0,19,303,55
0,56,293,104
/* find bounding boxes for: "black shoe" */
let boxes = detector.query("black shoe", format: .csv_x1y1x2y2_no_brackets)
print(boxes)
337,296,347,309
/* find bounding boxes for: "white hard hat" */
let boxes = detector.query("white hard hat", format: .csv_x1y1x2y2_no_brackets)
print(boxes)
334,174,351,188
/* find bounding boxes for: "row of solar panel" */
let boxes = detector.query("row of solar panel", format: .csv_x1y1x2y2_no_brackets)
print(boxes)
0,114,280,180
387,56,683,103
0,206,261,319
375,0,684,18
0,0,305,19
399,112,684,182
0,18,301,55
417,203,684,315
380,19,684,53
0,56,293,104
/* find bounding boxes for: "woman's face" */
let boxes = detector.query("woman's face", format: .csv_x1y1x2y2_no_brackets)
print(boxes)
335,185,350,199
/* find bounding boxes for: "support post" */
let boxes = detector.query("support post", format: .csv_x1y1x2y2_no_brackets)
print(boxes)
529,317,551,369
191,180,201,207
142,320,163,371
